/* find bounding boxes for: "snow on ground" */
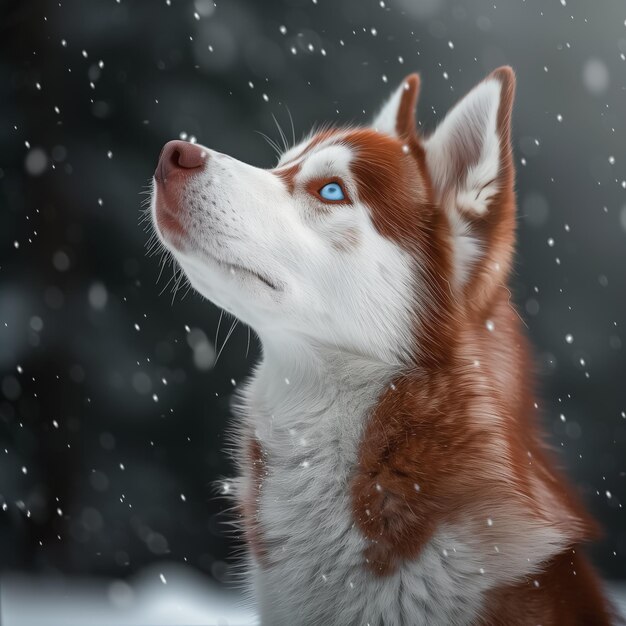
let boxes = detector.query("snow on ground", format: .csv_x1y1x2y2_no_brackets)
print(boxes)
1,563,624,625
0,563,257,626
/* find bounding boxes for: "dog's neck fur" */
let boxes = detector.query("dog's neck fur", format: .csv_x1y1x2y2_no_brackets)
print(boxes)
241,335,400,436
235,342,416,625
235,338,503,625
235,325,607,626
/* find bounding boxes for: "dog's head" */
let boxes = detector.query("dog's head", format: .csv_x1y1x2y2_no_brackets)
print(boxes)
151,67,516,364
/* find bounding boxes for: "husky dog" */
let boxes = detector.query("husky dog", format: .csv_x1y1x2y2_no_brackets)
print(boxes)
151,67,616,625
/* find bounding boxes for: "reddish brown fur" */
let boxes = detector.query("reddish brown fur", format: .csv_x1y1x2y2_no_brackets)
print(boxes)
241,437,268,567
343,69,616,623
395,73,420,139
479,549,616,625
274,163,300,194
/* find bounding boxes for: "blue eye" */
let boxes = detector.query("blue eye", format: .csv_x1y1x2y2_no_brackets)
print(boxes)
319,182,345,201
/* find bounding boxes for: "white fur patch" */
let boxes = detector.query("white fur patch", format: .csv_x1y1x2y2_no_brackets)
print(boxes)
277,136,315,168
151,139,417,362
447,209,482,288
296,144,353,183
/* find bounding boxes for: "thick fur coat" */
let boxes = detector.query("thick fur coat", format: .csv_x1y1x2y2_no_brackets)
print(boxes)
151,67,616,625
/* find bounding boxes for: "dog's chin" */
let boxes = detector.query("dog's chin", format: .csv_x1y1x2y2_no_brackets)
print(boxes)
175,247,283,302
201,251,281,292
178,257,283,328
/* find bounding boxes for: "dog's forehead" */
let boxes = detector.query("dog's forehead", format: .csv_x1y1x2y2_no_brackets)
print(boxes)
275,127,407,175
276,128,341,168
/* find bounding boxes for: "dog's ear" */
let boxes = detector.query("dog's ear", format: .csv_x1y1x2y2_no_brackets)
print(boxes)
371,74,420,139
424,66,516,309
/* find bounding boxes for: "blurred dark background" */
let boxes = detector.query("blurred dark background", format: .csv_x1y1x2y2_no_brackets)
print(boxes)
0,0,625,589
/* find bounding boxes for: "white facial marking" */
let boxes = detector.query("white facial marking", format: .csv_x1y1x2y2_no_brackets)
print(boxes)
152,137,416,363
295,144,353,183
275,135,315,167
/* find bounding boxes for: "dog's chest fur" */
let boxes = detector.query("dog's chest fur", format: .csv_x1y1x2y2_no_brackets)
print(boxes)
234,352,489,626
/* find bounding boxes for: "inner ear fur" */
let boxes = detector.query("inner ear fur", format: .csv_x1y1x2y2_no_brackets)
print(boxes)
423,66,517,313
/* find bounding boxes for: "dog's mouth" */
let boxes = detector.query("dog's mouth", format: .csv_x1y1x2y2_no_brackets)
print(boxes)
152,183,189,248
152,182,281,292
203,250,282,292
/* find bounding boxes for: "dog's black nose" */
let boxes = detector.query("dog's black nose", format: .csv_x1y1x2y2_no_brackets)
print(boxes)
155,140,207,183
